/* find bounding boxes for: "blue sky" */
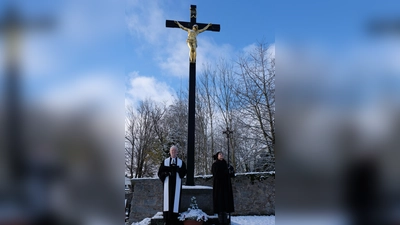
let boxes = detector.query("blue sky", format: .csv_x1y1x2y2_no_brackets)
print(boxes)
2,0,400,113
4,2,400,222
124,0,400,109
0,0,125,114
125,0,276,108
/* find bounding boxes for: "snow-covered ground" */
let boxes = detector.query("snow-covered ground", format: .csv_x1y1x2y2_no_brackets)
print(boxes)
131,215,275,225
231,215,275,225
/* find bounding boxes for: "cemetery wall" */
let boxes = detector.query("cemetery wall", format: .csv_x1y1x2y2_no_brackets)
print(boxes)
128,172,275,223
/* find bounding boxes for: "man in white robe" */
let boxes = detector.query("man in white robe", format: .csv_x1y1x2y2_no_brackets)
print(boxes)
158,146,187,225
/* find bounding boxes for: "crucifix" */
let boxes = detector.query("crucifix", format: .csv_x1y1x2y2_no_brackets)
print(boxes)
0,6,53,184
223,127,233,167
166,5,220,185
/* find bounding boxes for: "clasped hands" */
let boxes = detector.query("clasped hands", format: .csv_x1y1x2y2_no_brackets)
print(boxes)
163,165,181,176
228,165,235,177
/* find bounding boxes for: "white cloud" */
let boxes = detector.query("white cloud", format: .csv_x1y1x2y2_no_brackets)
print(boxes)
242,43,275,58
16,0,125,78
126,1,235,78
268,43,275,58
197,37,235,67
126,1,167,45
40,72,123,114
242,43,257,55
126,72,175,107
158,40,189,77
159,36,235,77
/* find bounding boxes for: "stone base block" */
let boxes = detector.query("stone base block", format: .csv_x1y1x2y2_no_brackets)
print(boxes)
180,185,213,215
150,212,221,225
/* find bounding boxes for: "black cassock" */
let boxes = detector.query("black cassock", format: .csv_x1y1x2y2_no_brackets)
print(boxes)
212,159,234,213
158,157,187,223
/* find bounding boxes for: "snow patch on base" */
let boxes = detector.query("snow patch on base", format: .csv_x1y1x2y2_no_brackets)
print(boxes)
182,185,212,189
131,218,151,225
231,215,275,225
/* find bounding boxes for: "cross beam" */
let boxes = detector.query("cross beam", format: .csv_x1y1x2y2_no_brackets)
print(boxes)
223,127,233,138
166,5,220,32
166,5,220,186
165,20,220,32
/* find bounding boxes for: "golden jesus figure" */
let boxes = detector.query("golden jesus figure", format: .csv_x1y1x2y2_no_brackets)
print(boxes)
174,21,212,63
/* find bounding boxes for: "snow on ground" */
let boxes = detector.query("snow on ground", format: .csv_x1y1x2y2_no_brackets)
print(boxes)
130,218,150,225
131,215,275,225
231,215,275,225
182,185,213,189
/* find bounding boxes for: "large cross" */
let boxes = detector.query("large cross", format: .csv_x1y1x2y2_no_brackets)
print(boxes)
0,6,53,183
166,5,220,185
223,127,233,166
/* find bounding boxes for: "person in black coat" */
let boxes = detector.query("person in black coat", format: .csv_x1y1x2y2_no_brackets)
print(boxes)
158,146,187,225
212,151,234,225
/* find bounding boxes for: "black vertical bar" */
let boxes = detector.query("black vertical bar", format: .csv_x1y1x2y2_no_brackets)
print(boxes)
186,62,196,186
4,17,25,206
4,8,24,184
190,5,196,26
186,5,197,186
227,131,230,166
7,58,23,178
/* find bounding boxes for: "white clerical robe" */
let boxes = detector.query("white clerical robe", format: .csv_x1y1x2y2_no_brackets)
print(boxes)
163,158,182,213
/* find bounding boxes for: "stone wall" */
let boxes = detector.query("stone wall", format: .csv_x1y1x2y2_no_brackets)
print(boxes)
129,172,275,223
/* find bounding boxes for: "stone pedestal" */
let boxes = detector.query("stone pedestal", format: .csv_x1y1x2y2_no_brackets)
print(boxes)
150,212,219,225
151,186,216,225
180,185,213,215
183,220,203,225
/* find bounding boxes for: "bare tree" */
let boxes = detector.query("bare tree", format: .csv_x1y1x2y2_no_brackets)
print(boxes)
163,96,188,162
195,94,207,175
197,64,219,174
125,99,167,178
125,41,276,176
125,106,136,178
143,101,167,177
236,41,275,170
212,59,238,168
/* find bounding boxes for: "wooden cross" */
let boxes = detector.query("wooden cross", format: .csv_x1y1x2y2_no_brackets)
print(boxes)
166,5,220,185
